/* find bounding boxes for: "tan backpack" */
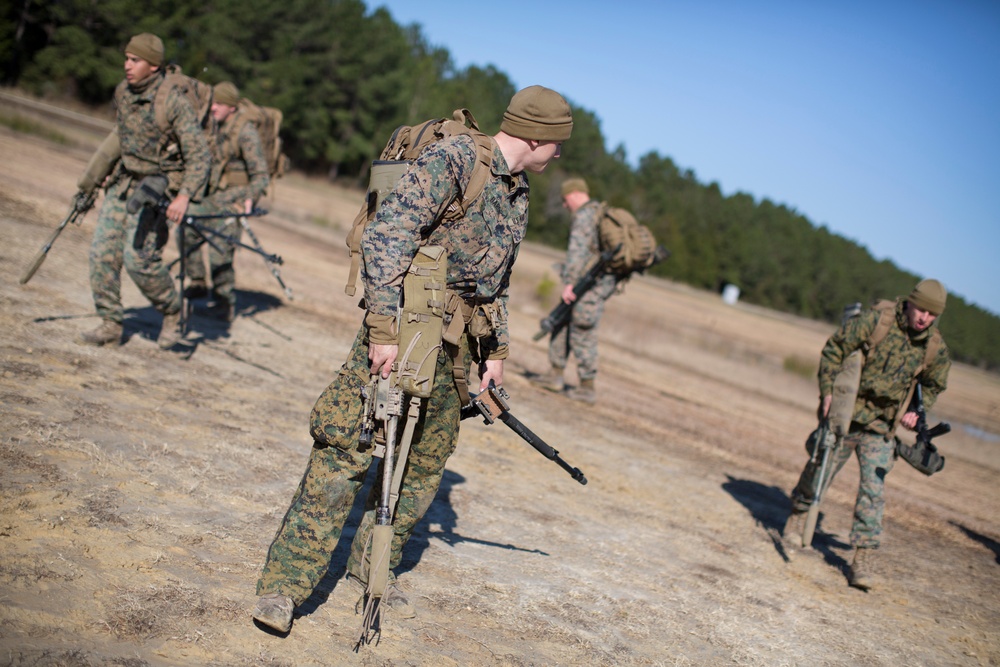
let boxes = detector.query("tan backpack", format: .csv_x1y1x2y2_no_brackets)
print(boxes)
344,108,495,296
596,203,659,275
233,98,289,179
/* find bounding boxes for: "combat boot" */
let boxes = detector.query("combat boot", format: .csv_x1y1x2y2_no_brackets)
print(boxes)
77,320,123,347
347,572,417,619
848,546,878,590
782,508,807,552
157,311,183,350
530,366,565,393
566,378,596,404
252,593,294,633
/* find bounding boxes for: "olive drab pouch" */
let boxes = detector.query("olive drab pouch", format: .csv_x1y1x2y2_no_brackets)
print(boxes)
395,245,448,398
896,438,945,476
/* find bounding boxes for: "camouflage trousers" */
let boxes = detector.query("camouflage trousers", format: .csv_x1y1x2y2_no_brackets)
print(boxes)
180,200,240,306
256,327,468,604
88,177,180,323
790,428,897,548
547,285,610,381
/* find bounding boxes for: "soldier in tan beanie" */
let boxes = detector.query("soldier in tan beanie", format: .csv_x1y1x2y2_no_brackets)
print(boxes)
253,85,573,635
783,277,951,591
182,81,270,322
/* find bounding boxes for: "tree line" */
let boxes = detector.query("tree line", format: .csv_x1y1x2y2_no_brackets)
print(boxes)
4,0,997,369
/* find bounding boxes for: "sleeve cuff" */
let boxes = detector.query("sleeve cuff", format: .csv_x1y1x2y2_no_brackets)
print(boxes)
365,312,398,344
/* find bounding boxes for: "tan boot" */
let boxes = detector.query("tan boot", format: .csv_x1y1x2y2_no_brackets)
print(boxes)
77,320,123,347
157,311,183,350
531,366,565,393
252,593,294,633
848,547,877,590
782,509,807,552
566,378,596,404
346,572,416,618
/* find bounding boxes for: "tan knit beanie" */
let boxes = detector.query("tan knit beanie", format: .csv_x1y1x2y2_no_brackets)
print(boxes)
213,82,240,107
125,33,164,67
500,86,573,141
561,177,589,196
907,279,947,315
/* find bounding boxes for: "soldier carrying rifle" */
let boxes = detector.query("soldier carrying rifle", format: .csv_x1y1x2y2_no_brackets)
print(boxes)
783,279,952,590
252,86,574,638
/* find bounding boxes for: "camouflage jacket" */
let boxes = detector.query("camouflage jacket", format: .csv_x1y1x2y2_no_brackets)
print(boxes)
562,198,617,298
207,109,270,207
113,72,211,199
818,298,950,435
360,134,529,358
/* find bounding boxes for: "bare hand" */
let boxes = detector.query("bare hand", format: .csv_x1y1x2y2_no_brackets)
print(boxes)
243,198,253,215
369,343,398,379
165,193,191,223
561,284,577,305
479,359,504,391
818,394,832,420
900,411,919,431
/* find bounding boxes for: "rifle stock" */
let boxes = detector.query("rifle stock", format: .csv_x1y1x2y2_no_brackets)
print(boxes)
19,191,96,285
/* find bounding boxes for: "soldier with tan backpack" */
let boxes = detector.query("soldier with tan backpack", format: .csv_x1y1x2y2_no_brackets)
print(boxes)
782,279,952,591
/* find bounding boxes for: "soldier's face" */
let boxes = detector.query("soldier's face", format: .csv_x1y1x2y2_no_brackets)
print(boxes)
524,140,562,174
211,103,236,123
905,303,938,331
124,54,156,84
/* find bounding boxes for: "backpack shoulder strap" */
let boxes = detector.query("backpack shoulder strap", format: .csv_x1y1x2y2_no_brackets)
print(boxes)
862,300,896,356
154,71,182,133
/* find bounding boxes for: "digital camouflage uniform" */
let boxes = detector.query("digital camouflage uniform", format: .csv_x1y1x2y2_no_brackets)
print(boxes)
791,299,950,547
257,134,528,604
89,72,211,323
183,110,270,308
548,199,618,381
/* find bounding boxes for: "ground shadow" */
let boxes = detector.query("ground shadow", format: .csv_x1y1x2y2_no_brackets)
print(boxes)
722,474,849,569
950,521,1000,565
297,465,548,619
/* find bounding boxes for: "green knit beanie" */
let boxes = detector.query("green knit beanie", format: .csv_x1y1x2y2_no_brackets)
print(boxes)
561,177,589,196
125,33,164,67
907,279,947,315
500,86,573,141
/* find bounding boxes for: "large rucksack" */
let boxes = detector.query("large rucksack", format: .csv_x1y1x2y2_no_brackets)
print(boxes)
233,97,289,179
344,108,495,296
154,65,214,133
596,203,659,275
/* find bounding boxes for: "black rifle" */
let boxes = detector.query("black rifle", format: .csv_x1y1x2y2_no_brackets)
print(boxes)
801,418,835,548
897,384,949,476
533,244,670,341
19,190,97,284
461,382,587,485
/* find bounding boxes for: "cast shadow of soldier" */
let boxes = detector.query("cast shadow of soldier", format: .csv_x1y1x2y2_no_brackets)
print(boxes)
721,474,850,569
950,521,1000,565
116,288,284,350
296,468,550,619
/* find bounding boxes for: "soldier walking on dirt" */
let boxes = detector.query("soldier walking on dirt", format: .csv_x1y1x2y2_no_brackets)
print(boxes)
181,81,270,323
531,177,621,403
783,279,951,589
77,33,211,349
252,86,574,634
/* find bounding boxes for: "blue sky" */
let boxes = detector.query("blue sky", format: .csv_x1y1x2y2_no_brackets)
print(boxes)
373,1,999,317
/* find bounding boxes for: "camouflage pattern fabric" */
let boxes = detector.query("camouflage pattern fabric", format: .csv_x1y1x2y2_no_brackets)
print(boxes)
790,298,951,548
548,199,618,380
790,430,897,548
181,114,269,305
360,134,529,355
87,71,211,321
88,177,180,322
256,328,469,603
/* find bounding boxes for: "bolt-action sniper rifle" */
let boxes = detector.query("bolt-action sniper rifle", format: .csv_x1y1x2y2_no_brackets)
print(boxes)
533,244,670,341
19,190,97,285
461,381,587,485
896,384,949,476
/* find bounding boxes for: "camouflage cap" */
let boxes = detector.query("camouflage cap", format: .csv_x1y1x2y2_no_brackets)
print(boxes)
213,81,240,107
907,279,947,316
501,86,573,142
125,33,164,67
560,177,588,196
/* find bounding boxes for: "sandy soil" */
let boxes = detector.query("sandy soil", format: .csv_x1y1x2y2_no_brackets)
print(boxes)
1,113,998,667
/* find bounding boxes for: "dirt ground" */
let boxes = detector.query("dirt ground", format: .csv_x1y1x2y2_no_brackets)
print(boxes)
1,107,999,667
